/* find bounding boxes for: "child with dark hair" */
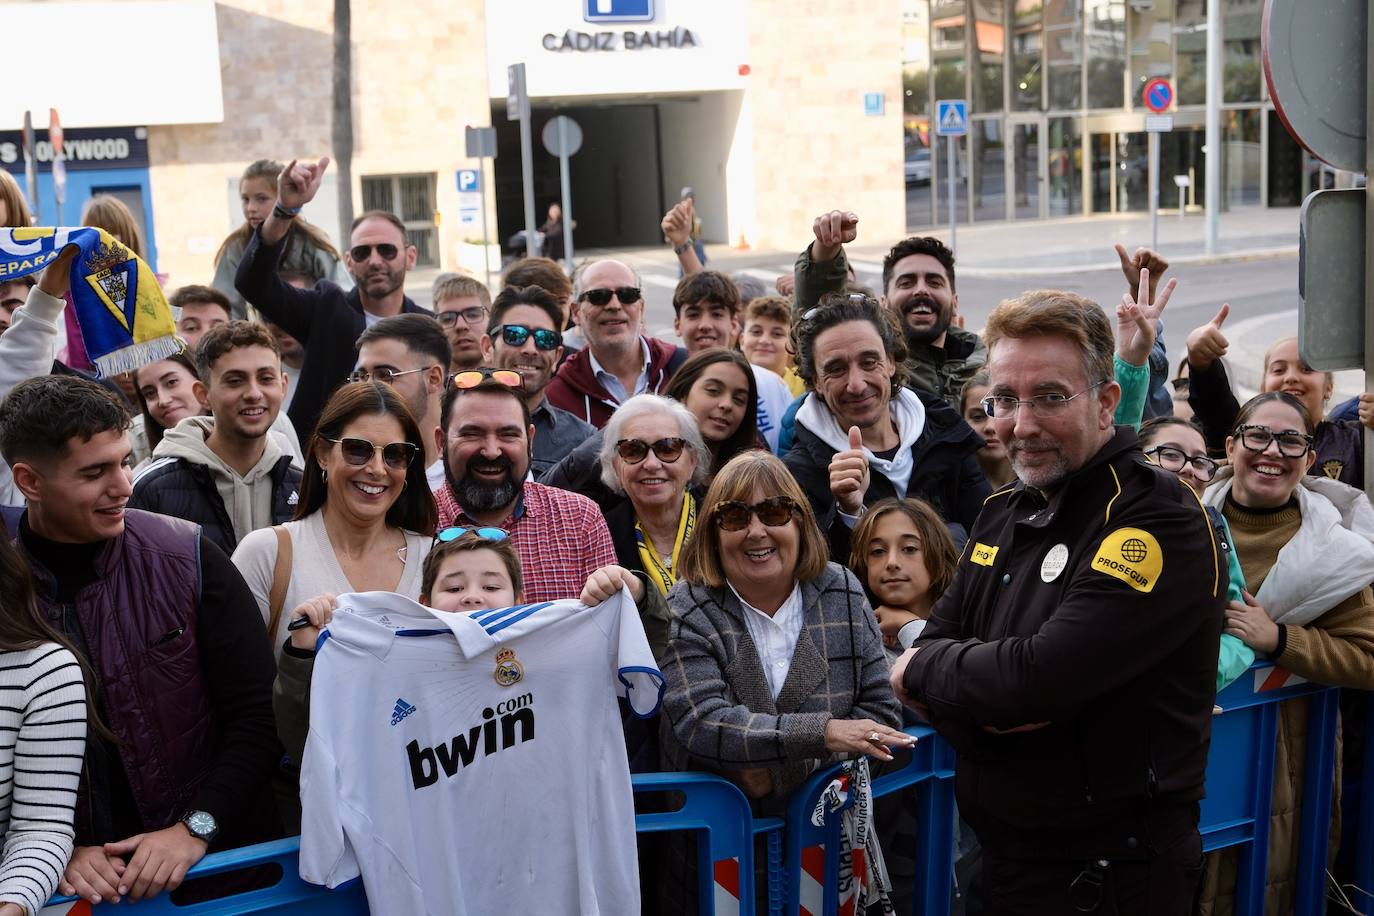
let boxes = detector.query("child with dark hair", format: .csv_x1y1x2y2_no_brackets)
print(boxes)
848,498,959,654
420,529,523,611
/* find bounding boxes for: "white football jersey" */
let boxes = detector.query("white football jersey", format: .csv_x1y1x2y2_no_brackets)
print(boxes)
298,590,664,916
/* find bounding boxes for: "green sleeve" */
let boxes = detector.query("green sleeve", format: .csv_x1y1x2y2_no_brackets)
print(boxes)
1215,516,1253,691
792,245,851,316
1113,353,1150,431
272,648,315,766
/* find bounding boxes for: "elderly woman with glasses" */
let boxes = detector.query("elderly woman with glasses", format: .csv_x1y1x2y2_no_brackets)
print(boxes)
232,382,437,827
659,450,909,805
1195,392,1374,915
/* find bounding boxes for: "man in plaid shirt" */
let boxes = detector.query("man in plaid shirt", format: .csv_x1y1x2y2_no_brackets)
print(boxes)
434,375,616,602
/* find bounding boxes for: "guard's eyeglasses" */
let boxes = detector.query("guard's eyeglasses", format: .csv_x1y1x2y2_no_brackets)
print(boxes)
980,381,1108,419
321,436,418,470
436,307,488,328
349,243,400,262
436,526,509,543
1144,445,1219,481
449,368,525,391
615,437,686,465
348,366,433,385
715,496,800,532
491,324,562,351
1234,424,1313,458
578,286,642,307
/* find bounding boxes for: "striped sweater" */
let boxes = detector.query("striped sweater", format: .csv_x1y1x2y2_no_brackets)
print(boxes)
0,644,86,915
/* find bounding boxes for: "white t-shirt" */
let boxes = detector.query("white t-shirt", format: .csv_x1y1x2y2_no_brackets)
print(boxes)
299,590,664,916
751,364,794,454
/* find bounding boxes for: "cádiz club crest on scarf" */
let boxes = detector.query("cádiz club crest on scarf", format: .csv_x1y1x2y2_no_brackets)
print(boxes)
0,226,178,377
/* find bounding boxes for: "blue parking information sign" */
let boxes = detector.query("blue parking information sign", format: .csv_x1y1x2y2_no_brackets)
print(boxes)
456,169,480,192
584,0,654,21
936,100,969,137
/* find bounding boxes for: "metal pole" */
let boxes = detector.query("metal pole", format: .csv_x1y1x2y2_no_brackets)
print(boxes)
519,115,536,259
1363,0,1374,495
947,133,957,252
1204,0,1221,254
1149,130,1160,251
558,119,574,272
478,158,492,293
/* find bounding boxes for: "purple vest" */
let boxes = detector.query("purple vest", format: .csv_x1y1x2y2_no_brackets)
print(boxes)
24,510,217,831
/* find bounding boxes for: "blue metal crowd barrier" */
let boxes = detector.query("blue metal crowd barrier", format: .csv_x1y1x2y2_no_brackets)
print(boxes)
39,667,1363,915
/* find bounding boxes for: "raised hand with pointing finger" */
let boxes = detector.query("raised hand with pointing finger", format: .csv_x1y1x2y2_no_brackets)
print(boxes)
1186,303,1231,370
1115,266,1176,368
1114,243,1169,303
261,157,330,246
828,425,870,516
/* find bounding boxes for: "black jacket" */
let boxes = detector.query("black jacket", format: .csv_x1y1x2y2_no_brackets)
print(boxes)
129,455,301,556
782,386,989,559
234,229,430,439
903,427,1225,852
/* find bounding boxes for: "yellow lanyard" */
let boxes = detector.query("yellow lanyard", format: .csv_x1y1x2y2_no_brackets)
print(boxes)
637,493,696,597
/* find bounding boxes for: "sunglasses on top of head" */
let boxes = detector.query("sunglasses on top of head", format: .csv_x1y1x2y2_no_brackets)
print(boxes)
448,367,525,391
321,436,418,470
349,243,400,262
578,286,642,307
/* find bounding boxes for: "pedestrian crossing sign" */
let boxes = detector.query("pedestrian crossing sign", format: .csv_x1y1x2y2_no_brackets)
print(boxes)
936,99,969,137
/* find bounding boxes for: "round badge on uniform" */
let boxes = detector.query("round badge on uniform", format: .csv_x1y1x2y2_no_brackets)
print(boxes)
1041,544,1069,583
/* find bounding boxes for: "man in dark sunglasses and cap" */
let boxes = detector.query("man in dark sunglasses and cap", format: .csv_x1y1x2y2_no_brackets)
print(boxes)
235,157,431,441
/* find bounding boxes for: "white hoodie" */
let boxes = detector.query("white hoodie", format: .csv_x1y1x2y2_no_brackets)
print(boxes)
140,415,289,546
795,387,928,500
0,287,65,505
1203,469,1374,626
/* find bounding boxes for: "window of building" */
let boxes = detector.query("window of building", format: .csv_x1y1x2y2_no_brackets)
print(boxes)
361,174,438,267
1048,116,1083,216
1225,108,1262,206
1128,0,1174,108
972,0,1005,112
1222,0,1262,103
1044,0,1082,110
1011,0,1043,110
1174,0,1207,106
1085,0,1126,109
931,1,969,104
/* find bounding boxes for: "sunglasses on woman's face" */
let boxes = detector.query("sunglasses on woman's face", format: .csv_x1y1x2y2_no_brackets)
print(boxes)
321,436,417,470
491,324,562,351
615,437,686,464
714,496,799,531
578,286,642,307
349,243,400,262
448,368,525,391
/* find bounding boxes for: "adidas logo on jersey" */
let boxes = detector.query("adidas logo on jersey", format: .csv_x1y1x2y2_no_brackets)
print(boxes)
391,698,417,726
408,692,535,789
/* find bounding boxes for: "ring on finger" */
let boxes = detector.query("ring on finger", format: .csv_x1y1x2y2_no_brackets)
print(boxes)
867,731,881,743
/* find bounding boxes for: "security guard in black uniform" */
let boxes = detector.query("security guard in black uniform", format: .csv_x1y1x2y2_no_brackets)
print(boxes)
892,289,1225,915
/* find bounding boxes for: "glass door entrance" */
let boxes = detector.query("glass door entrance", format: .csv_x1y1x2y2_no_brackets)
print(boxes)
1008,119,1044,219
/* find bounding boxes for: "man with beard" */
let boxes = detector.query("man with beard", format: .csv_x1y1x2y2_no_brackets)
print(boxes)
890,290,1223,915
433,373,616,602
792,211,985,409
783,293,988,559
353,314,452,489
478,284,594,479
236,157,430,440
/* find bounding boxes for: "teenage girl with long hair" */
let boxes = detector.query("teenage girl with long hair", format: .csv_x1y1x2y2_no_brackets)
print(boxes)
212,159,349,320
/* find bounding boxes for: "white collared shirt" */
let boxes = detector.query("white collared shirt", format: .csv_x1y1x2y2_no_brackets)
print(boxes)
588,337,652,405
731,582,804,701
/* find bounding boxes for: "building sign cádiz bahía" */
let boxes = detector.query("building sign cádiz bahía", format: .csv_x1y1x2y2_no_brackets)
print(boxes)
542,26,698,51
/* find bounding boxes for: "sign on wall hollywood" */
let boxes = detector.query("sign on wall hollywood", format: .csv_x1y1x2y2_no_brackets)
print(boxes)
542,26,697,51
0,126,149,174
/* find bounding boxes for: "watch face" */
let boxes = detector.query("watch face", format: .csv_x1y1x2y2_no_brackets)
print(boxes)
187,812,216,836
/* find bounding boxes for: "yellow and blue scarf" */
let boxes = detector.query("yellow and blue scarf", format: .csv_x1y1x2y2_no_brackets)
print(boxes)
0,227,178,377
636,493,697,597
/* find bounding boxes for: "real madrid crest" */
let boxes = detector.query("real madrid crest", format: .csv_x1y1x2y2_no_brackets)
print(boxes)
493,647,524,687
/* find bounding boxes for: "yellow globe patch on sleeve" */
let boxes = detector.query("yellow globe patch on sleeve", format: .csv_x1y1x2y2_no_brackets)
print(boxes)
1091,528,1162,593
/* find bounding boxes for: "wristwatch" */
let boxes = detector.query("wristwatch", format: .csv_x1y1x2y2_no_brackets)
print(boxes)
180,810,219,845
272,201,301,221
672,240,693,255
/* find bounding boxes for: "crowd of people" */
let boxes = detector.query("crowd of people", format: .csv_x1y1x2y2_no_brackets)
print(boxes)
0,155,1372,915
